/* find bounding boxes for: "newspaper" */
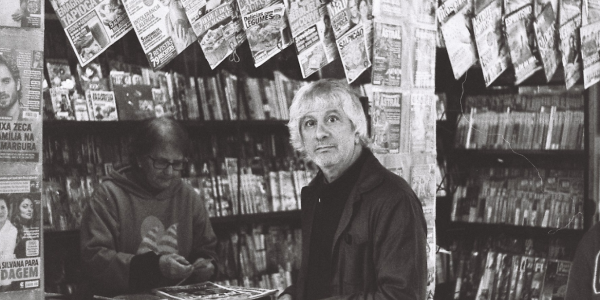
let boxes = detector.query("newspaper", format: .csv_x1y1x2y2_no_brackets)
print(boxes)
559,16,583,89
184,0,246,69
580,21,600,88
413,26,437,89
504,4,543,84
123,0,198,70
242,3,293,67
371,92,401,154
336,24,371,83
326,0,353,39
0,175,42,291
295,25,328,78
534,3,560,82
561,0,582,25
49,0,132,66
438,0,478,80
584,0,600,24
372,21,403,87
0,31,42,162
472,0,510,86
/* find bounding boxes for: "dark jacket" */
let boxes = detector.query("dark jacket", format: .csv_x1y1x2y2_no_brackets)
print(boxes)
285,149,427,300
566,221,600,300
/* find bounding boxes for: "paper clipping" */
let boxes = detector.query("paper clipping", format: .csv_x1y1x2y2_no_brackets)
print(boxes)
242,3,293,67
336,24,371,83
0,175,42,292
49,0,133,66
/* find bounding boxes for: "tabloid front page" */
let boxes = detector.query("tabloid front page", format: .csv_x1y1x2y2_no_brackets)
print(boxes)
0,175,42,291
49,0,132,66
472,0,510,86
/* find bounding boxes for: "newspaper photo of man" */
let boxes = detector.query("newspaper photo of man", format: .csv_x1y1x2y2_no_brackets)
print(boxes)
161,0,196,53
0,55,23,121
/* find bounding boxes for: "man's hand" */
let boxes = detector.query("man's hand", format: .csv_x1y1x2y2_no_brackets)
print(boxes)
159,253,193,279
190,258,215,282
12,9,24,21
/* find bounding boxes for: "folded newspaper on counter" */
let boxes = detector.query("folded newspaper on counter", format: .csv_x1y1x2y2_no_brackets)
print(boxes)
122,0,197,70
152,281,277,300
48,0,133,66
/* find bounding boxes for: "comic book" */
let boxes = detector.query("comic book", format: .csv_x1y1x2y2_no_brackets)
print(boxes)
185,0,247,69
472,0,510,86
559,16,583,89
504,4,543,84
0,175,43,291
438,0,478,79
48,0,132,66
49,87,73,120
534,3,560,82
580,21,600,88
372,21,403,87
371,92,401,154
413,26,437,89
336,24,371,83
85,90,118,121
122,0,197,70
76,61,109,92
242,3,293,67
46,59,75,90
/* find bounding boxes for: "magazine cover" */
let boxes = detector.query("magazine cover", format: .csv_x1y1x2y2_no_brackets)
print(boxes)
0,175,42,291
46,59,75,90
76,61,109,92
152,281,277,299
438,0,478,80
410,93,436,154
372,21,403,87
122,0,197,70
584,0,600,24
534,3,560,82
295,25,328,78
559,16,583,89
49,0,132,66
287,0,322,38
189,0,247,69
326,0,353,39
580,21,600,88
414,0,437,25
561,0,581,25
0,0,42,28
242,3,293,67
372,0,403,18
336,24,371,83
315,8,339,63
472,0,511,86
0,31,43,162
113,84,155,120
413,26,437,89
504,4,543,84
86,90,118,121
371,92,401,154
49,87,73,120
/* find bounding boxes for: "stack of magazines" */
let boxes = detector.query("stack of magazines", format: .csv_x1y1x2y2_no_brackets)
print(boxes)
152,282,278,300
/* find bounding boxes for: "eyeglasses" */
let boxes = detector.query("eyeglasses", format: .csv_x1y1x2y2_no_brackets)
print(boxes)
147,156,186,171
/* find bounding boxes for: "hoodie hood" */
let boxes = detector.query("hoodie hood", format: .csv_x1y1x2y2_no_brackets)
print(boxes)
104,166,184,201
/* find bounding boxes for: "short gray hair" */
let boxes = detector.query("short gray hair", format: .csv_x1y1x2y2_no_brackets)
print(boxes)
287,79,369,155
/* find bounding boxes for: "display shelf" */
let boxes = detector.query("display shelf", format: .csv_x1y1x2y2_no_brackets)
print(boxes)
446,149,587,167
445,221,585,239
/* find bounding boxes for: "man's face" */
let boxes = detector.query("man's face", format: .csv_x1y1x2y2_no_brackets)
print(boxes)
139,142,184,191
0,64,19,112
300,100,358,174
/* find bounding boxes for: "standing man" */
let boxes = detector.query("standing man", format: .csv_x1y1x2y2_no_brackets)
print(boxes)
0,55,22,121
282,79,427,300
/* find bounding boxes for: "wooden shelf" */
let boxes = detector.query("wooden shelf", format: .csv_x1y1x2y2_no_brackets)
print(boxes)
444,221,585,239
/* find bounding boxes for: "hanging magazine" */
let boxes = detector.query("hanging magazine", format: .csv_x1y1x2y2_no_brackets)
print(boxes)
152,281,277,299
410,93,436,154
371,92,401,154
560,0,581,25
242,3,293,67
0,175,43,291
336,24,371,83
372,21,403,87
438,0,478,80
504,4,543,84
184,0,246,69
48,0,132,66
534,3,560,82
580,21,600,88
413,26,437,89
472,0,510,86
295,25,328,78
504,0,530,14
559,16,583,89
533,0,558,17
583,0,600,24
122,0,197,70
326,0,354,39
